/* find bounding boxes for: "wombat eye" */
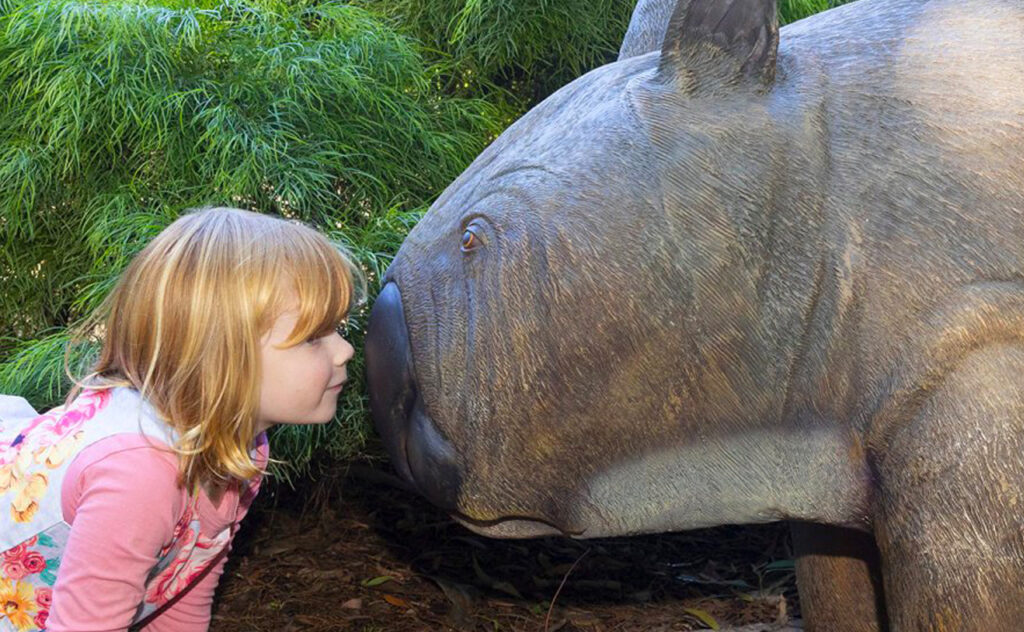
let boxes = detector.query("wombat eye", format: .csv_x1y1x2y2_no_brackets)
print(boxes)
460,227,481,252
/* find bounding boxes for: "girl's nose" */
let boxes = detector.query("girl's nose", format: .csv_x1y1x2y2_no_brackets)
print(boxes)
333,334,355,366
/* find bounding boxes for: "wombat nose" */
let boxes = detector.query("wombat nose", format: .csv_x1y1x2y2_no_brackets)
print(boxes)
366,282,417,483
406,391,461,511
366,282,461,510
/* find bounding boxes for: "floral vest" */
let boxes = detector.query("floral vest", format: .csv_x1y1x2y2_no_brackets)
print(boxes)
0,388,247,631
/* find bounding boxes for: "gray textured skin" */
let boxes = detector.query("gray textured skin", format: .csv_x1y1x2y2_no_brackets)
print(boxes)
619,0,676,59
371,1,1024,629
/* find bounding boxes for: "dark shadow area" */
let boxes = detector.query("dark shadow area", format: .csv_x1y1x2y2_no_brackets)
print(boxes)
212,461,800,631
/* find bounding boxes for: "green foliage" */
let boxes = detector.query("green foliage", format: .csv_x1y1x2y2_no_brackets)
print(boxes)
360,0,633,101
0,0,501,477
780,0,852,24
362,0,852,105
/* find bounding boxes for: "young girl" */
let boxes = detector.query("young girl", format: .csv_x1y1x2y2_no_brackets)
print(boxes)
0,207,360,631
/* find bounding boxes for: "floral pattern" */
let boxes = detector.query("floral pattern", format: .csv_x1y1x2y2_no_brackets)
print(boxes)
0,531,62,632
0,389,116,631
137,483,240,623
0,578,37,632
145,516,230,606
0,391,107,525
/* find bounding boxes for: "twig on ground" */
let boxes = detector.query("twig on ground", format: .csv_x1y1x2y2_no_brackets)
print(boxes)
544,548,591,632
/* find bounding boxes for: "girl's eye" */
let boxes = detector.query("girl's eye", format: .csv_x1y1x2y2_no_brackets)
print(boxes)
461,227,481,252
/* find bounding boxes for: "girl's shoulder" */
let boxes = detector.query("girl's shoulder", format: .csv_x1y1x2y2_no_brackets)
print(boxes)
68,432,180,479
62,432,186,525
59,387,184,510
80,387,177,444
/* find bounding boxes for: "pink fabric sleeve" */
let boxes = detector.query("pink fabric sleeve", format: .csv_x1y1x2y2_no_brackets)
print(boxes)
139,434,268,631
48,437,185,632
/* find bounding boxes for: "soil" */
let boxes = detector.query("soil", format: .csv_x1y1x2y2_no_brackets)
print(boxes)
209,462,802,632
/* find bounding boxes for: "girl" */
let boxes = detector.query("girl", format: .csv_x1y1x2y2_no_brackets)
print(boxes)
0,207,361,631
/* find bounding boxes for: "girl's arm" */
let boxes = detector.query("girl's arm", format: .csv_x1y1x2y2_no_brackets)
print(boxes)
49,439,185,632
125,433,268,631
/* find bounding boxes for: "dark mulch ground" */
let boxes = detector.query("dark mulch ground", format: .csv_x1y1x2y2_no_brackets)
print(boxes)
210,462,801,632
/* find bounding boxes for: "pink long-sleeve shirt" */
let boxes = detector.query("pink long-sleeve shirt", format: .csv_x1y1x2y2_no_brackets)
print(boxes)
47,432,267,631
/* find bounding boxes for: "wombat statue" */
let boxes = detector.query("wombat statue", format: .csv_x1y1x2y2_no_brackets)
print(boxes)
366,1,1024,629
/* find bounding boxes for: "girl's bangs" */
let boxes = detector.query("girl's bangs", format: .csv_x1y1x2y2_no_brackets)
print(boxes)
277,234,354,347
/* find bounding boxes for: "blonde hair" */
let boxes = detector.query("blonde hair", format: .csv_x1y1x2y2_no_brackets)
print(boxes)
67,207,362,489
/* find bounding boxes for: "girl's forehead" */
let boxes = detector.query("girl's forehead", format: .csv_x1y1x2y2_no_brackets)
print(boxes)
266,303,298,329
264,284,300,322
274,286,301,310
267,279,345,337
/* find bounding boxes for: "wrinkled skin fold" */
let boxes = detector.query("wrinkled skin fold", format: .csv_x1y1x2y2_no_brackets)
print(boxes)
366,0,1024,630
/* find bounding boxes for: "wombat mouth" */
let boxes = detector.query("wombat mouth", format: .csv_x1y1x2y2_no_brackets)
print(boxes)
452,513,582,539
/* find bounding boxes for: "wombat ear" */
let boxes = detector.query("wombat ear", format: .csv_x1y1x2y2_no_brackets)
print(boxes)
658,0,779,94
619,0,677,61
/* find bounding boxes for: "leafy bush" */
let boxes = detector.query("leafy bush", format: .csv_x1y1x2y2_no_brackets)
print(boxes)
362,0,852,104
0,0,503,480
781,0,852,23
360,0,632,101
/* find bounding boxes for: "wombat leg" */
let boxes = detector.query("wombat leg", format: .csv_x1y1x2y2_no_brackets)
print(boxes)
791,521,887,632
872,346,1024,631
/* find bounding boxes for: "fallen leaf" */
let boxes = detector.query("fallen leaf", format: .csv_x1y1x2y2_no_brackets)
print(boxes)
683,607,721,630
361,575,394,587
297,568,350,581
383,594,411,609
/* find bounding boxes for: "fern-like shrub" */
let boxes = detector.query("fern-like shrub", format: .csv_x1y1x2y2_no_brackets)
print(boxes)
0,0,503,480
362,0,853,104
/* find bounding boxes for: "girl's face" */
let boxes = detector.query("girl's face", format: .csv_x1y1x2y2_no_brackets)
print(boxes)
256,298,354,433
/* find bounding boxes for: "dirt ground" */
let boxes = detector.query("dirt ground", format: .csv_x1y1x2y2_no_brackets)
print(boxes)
210,462,802,632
